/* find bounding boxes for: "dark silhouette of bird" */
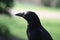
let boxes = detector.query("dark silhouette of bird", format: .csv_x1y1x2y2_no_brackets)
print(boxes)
16,11,53,40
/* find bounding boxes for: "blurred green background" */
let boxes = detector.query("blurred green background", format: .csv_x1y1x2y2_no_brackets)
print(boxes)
0,0,60,40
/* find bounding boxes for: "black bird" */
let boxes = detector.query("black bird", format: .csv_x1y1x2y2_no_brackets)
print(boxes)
16,11,53,40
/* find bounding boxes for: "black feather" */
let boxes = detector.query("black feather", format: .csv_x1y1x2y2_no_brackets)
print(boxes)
16,11,53,40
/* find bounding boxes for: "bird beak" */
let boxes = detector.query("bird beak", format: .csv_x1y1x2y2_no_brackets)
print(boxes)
16,12,25,17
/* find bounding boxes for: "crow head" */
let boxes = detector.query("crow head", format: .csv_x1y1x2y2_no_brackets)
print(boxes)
16,11,40,25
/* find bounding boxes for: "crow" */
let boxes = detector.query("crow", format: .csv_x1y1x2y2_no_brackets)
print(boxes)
16,11,53,40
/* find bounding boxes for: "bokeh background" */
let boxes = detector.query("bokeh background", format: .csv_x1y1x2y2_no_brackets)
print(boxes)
0,0,60,40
